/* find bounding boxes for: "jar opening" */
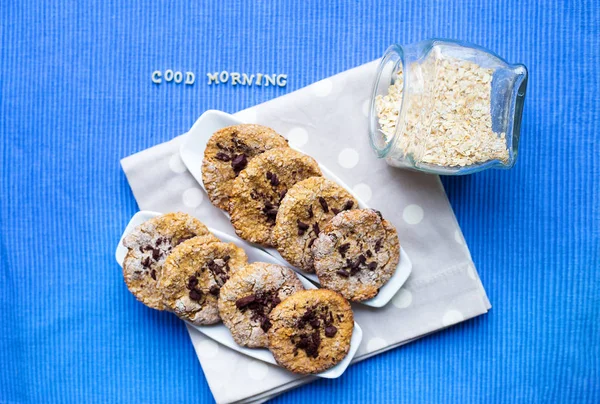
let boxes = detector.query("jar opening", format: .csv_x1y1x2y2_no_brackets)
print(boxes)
369,45,406,158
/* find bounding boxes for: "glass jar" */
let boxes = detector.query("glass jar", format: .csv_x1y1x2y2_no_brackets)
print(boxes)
369,39,528,175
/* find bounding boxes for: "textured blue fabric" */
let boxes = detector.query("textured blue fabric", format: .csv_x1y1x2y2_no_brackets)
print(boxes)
1,1,598,403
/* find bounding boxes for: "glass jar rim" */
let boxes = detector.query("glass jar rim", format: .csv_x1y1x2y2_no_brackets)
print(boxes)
368,44,406,158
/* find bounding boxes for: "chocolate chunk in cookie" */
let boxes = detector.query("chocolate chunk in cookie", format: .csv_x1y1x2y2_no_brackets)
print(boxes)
273,177,358,273
122,213,218,310
229,148,322,246
312,209,400,302
202,124,289,210
267,289,353,374
218,262,304,348
158,237,247,325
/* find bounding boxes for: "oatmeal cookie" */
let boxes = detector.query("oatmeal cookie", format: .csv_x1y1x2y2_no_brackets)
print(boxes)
202,124,289,210
273,177,358,273
122,212,217,310
312,209,400,301
267,289,353,374
229,148,322,246
218,262,305,348
158,237,248,325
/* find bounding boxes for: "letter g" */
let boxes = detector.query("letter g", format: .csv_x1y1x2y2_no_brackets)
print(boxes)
151,71,162,84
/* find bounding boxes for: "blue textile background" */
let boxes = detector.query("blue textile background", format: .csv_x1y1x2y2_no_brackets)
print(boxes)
1,0,598,403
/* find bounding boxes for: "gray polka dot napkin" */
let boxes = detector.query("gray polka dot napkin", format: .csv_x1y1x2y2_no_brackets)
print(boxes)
120,60,491,404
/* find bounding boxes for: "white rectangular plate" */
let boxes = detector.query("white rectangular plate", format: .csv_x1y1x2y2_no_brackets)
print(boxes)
179,109,412,308
116,210,363,379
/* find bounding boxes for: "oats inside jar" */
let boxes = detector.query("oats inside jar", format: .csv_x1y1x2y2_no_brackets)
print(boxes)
375,54,510,168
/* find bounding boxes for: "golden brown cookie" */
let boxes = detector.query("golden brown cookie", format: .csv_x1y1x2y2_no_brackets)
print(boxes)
122,212,217,310
158,237,248,325
273,177,358,273
218,262,305,348
312,209,400,301
229,148,322,246
267,289,353,374
202,124,289,210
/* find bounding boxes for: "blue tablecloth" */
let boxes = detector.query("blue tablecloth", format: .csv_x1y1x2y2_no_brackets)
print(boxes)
1,1,598,403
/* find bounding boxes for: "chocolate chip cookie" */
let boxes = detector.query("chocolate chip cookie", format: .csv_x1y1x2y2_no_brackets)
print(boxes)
158,237,248,325
202,124,289,211
229,148,322,246
218,262,305,348
267,289,353,374
122,212,217,310
312,209,400,301
273,177,358,273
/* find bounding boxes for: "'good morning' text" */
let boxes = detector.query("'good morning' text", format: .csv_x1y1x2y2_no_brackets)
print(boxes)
151,70,287,87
